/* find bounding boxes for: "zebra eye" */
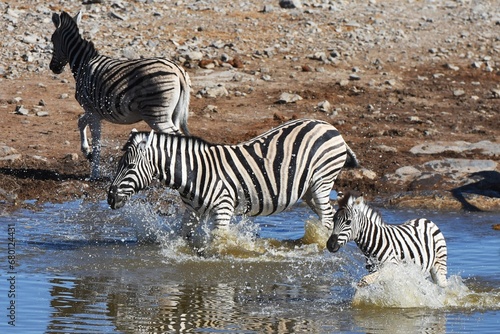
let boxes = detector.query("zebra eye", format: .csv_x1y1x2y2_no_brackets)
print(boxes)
345,219,352,226
127,163,136,169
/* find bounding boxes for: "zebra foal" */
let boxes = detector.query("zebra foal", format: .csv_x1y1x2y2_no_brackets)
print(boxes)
327,193,448,287
108,119,358,244
49,11,191,180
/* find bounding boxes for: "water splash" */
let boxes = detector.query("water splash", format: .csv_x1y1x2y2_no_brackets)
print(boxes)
352,263,500,310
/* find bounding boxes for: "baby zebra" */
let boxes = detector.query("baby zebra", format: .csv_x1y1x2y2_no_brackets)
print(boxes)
50,11,191,180
108,119,358,244
326,193,448,287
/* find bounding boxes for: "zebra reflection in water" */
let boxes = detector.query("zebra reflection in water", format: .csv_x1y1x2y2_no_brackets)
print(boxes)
49,11,191,179
327,192,448,287
108,119,358,250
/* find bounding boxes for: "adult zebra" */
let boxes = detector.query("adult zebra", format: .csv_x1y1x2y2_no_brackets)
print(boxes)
49,11,191,180
326,193,448,287
108,119,358,246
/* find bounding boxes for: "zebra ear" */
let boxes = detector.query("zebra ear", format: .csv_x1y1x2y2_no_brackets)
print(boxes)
354,196,364,206
74,11,82,25
52,13,61,28
145,130,155,149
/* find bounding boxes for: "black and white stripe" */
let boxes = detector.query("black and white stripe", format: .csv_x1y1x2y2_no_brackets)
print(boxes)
108,119,358,239
327,193,448,287
50,11,191,179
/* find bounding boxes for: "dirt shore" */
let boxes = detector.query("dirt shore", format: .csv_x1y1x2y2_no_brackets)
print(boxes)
1,1,499,212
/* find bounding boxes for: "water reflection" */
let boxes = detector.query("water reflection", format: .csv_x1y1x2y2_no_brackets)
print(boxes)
2,200,499,333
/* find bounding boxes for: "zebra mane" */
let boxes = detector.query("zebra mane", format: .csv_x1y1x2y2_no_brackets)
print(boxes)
346,194,385,227
122,131,214,151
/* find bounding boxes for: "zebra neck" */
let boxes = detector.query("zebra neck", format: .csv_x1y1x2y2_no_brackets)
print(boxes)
68,36,98,78
354,207,387,255
157,136,208,191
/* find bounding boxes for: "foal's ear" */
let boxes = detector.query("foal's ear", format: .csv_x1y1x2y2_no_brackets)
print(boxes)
73,11,82,25
52,13,61,28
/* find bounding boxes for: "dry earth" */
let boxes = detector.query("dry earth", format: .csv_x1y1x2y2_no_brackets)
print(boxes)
0,0,499,213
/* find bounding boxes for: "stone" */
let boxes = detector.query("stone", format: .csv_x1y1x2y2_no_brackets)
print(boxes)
279,0,302,9
15,105,29,115
198,84,229,98
0,145,19,157
410,140,500,156
317,100,331,113
276,92,303,104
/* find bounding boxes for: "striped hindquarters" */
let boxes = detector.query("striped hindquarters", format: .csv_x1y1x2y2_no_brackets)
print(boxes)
205,119,348,216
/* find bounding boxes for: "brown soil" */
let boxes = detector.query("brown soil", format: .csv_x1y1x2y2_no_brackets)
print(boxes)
1,3,499,212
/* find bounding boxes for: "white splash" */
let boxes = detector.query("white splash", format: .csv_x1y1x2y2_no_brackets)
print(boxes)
352,262,500,310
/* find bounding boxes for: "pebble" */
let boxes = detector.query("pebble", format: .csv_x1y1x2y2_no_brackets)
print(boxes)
279,0,302,9
316,100,331,113
198,84,229,98
276,92,303,104
15,105,29,115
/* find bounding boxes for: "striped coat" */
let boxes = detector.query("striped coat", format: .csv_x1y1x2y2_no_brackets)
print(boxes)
327,193,448,287
108,119,358,239
50,11,191,179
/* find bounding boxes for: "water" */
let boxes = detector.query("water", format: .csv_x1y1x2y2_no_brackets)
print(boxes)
1,194,499,333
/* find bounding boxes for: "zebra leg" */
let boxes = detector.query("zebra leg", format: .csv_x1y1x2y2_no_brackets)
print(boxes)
359,271,380,287
180,209,199,240
308,181,336,230
78,113,91,160
87,115,102,180
430,265,448,288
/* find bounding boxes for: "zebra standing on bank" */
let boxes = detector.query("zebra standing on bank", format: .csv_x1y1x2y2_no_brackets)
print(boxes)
49,11,191,179
326,193,448,287
107,119,358,246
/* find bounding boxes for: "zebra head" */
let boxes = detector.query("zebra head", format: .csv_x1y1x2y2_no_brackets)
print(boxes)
326,193,362,253
108,130,156,209
49,11,82,74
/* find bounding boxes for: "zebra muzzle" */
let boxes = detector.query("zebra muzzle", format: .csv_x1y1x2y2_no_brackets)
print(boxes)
107,185,126,209
326,234,341,253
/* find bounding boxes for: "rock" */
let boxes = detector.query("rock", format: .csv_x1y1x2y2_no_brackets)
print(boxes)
377,145,398,153
385,158,497,187
276,92,303,104
15,105,29,115
422,159,497,176
0,145,19,157
185,51,204,61
342,168,377,181
279,0,302,9
317,100,331,113
410,140,500,156
198,84,229,98
36,111,49,117
64,153,79,162
453,89,465,97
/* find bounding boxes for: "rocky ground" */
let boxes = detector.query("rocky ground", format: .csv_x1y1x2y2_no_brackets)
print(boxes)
0,0,499,213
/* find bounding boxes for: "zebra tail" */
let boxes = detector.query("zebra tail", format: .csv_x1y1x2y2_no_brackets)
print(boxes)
176,75,191,136
344,143,359,168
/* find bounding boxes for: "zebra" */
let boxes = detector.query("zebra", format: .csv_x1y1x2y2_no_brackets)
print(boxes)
326,192,448,287
49,11,191,180
107,119,358,246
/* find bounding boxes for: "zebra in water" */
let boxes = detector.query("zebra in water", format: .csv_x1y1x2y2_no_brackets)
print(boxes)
108,119,358,246
49,11,191,180
326,193,448,287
